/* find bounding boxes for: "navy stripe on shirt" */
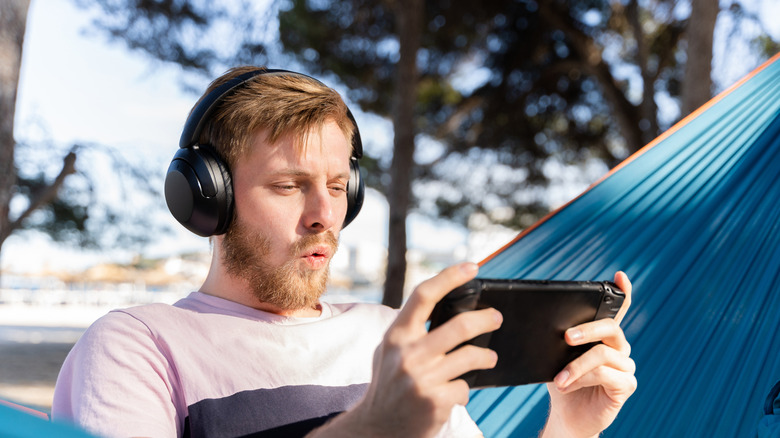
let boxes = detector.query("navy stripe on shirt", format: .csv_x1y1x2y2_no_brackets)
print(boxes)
183,383,368,438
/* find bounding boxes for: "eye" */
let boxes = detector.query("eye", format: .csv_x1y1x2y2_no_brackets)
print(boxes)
329,184,348,194
273,183,299,193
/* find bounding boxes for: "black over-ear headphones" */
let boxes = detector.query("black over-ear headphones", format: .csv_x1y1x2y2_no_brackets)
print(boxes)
164,68,365,237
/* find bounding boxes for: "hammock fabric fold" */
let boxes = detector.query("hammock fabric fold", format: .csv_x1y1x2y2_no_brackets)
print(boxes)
468,51,780,437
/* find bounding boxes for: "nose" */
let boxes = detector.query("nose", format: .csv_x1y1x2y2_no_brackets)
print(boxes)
301,185,338,232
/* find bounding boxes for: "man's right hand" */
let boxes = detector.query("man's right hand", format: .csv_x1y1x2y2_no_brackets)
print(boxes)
310,262,501,437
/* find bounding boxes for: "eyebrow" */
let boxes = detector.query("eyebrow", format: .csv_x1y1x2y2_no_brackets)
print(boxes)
268,169,351,180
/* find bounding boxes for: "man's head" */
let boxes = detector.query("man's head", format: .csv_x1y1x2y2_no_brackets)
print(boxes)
166,67,364,312
165,67,364,237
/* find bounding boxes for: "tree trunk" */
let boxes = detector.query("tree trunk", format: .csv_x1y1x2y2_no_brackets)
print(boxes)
382,0,423,309
681,0,718,117
0,0,32,263
627,0,659,146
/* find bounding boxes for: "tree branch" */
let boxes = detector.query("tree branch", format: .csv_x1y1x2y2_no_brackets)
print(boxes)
3,150,78,240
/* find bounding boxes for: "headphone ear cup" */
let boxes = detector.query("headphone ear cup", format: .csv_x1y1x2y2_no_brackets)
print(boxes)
343,157,364,228
164,146,234,236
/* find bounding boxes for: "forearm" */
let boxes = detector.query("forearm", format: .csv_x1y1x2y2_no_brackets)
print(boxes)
304,403,384,438
539,410,599,438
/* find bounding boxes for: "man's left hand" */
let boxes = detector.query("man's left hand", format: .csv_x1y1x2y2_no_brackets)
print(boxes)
542,271,637,438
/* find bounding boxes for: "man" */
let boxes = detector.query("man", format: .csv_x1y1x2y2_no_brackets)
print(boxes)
52,67,636,437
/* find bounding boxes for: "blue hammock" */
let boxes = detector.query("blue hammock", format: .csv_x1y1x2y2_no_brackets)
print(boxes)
0,402,96,438
468,52,780,437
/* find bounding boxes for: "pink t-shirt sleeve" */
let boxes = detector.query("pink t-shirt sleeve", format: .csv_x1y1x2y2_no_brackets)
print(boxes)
52,310,181,438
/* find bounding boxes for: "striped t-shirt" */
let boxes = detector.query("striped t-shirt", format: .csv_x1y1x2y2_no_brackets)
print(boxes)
52,292,481,437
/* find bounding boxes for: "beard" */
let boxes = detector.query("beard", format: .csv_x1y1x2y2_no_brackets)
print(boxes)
221,217,339,311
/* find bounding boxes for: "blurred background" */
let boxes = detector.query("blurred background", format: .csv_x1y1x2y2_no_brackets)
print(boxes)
1,0,778,412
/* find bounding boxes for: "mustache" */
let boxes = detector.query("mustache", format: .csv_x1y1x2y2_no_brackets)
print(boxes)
291,231,339,255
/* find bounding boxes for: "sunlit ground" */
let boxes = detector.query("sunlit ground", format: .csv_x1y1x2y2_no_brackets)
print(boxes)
0,341,74,410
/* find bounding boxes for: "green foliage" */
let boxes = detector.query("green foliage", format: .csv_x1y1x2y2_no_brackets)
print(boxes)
753,34,780,59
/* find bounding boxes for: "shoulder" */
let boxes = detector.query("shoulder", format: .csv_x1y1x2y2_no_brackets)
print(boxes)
80,303,177,338
89,294,213,337
65,304,174,360
65,300,204,364
53,305,183,436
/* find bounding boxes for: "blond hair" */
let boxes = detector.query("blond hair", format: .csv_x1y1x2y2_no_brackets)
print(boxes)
194,66,355,167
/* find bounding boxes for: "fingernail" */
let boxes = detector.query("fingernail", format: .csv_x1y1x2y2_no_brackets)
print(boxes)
460,262,479,275
554,369,569,386
567,329,583,342
493,309,503,325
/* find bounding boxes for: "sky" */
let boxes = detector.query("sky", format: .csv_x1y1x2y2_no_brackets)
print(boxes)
4,0,486,275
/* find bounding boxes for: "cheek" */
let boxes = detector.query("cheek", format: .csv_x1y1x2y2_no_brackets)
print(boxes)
238,210,292,252
236,188,299,227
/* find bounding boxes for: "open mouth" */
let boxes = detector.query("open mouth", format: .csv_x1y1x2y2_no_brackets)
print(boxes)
300,245,333,268
304,245,331,258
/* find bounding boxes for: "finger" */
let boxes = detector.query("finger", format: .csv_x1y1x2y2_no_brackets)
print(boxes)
565,318,630,354
613,271,632,324
554,365,638,402
425,307,503,355
434,379,472,412
553,343,635,390
394,263,479,330
427,344,498,383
